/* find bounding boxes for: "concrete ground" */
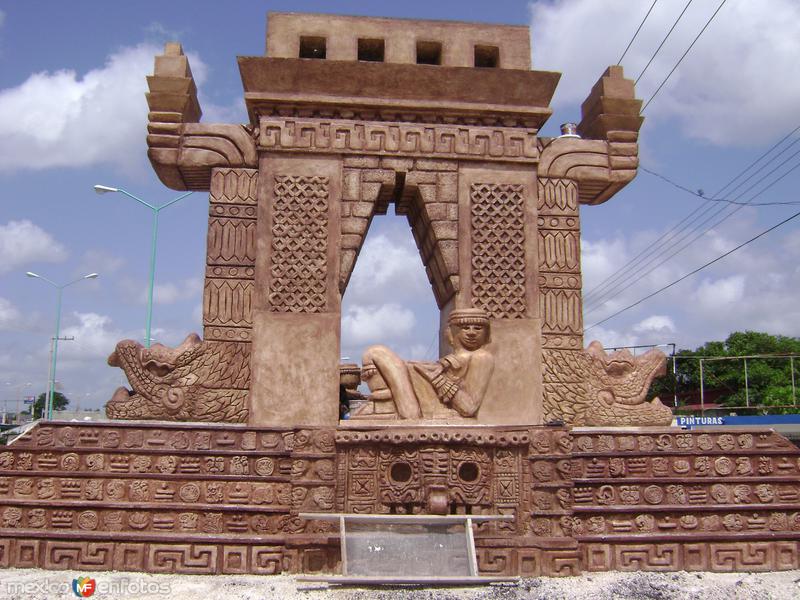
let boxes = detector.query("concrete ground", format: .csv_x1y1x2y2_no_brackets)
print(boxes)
0,568,799,600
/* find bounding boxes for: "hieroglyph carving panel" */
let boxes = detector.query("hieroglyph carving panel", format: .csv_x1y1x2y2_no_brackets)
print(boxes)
470,183,526,319
268,175,330,313
259,118,539,162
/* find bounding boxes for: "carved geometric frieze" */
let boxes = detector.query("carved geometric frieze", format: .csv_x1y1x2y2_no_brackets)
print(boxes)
538,273,582,290
203,168,258,354
259,118,539,162
541,334,584,351
203,280,254,328
538,231,580,273
268,175,330,313
204,327,252,343
207,219,257,266
469,183,527,319
538,216,579,231
210,168,258,205
538,178,579,215
540,289,582,334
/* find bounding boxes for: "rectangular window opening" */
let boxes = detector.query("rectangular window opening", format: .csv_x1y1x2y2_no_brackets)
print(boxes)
358,38,385,62
299,36,326,59
416,41,442,65
474,45,499,68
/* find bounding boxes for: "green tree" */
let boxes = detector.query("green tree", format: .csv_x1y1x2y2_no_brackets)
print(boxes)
28,392,70,418
651,331,800,414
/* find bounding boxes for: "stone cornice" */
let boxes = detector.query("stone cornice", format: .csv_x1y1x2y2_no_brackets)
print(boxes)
239,56,558,130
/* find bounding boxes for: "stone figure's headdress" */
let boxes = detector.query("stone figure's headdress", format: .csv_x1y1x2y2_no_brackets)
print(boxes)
447,308,490,326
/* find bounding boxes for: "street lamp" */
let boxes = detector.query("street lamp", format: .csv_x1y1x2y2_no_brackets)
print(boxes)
94,185,193,348
26,271,99,420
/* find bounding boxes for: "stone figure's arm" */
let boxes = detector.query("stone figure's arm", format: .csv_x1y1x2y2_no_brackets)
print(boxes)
449,351,495,418
367,388,393,402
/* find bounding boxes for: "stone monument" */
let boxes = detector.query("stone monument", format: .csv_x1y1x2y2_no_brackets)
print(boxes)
1,12,798,578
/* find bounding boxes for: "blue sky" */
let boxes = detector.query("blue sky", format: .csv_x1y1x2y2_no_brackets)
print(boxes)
1,1,799,411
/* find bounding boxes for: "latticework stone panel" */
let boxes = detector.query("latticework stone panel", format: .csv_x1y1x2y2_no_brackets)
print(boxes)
470,183,526,319
268,175,330,313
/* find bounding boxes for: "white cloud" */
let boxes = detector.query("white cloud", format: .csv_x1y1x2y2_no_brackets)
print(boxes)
530,0,800,145
345,233,430,304
693,274,745,309
0,297,21,330
0,41,211,173
0,220,68,273
202,97,248,125
581,237,629,292
583,213,800,349
152,277,203,304
584,325,640,350
120,276,203,305
58,312,125,364
342,303,416,346
192,303,203,324
79,249,125,276
634,315,676,334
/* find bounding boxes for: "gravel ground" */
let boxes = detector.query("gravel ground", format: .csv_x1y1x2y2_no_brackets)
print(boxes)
1,568,799,600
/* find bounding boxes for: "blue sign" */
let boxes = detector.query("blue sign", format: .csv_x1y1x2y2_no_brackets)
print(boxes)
677,414,800,428
676,415,725,427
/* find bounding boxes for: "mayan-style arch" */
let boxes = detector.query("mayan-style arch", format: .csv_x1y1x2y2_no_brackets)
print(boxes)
13,12,800,582
111,14,651,429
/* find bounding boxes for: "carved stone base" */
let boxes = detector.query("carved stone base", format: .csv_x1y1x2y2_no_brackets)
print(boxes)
0,422,798,576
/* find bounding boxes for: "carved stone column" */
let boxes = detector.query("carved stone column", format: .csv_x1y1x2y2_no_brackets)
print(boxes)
537,177,584,424
456,164,544,424
249,154,342,426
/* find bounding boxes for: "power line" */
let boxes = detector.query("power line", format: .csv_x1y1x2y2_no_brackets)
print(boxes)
640,166,800,206
635,0,694,85
583,125,800,306
585,0,730,306
641,0,728,113
714,123,800,198
584,132,800,307
618,0,659,65
586,1,729,305
585,204,800,332
585,153,800,313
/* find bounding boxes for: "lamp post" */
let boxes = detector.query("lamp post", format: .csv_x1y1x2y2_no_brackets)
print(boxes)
26,271,99,420
94,185,192,348
4,382,32,424
16,382,32,423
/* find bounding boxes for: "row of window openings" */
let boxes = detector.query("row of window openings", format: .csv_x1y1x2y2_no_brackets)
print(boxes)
299,36,500,68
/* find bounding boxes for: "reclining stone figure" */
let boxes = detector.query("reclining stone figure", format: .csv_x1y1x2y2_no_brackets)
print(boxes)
355,308,495,420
